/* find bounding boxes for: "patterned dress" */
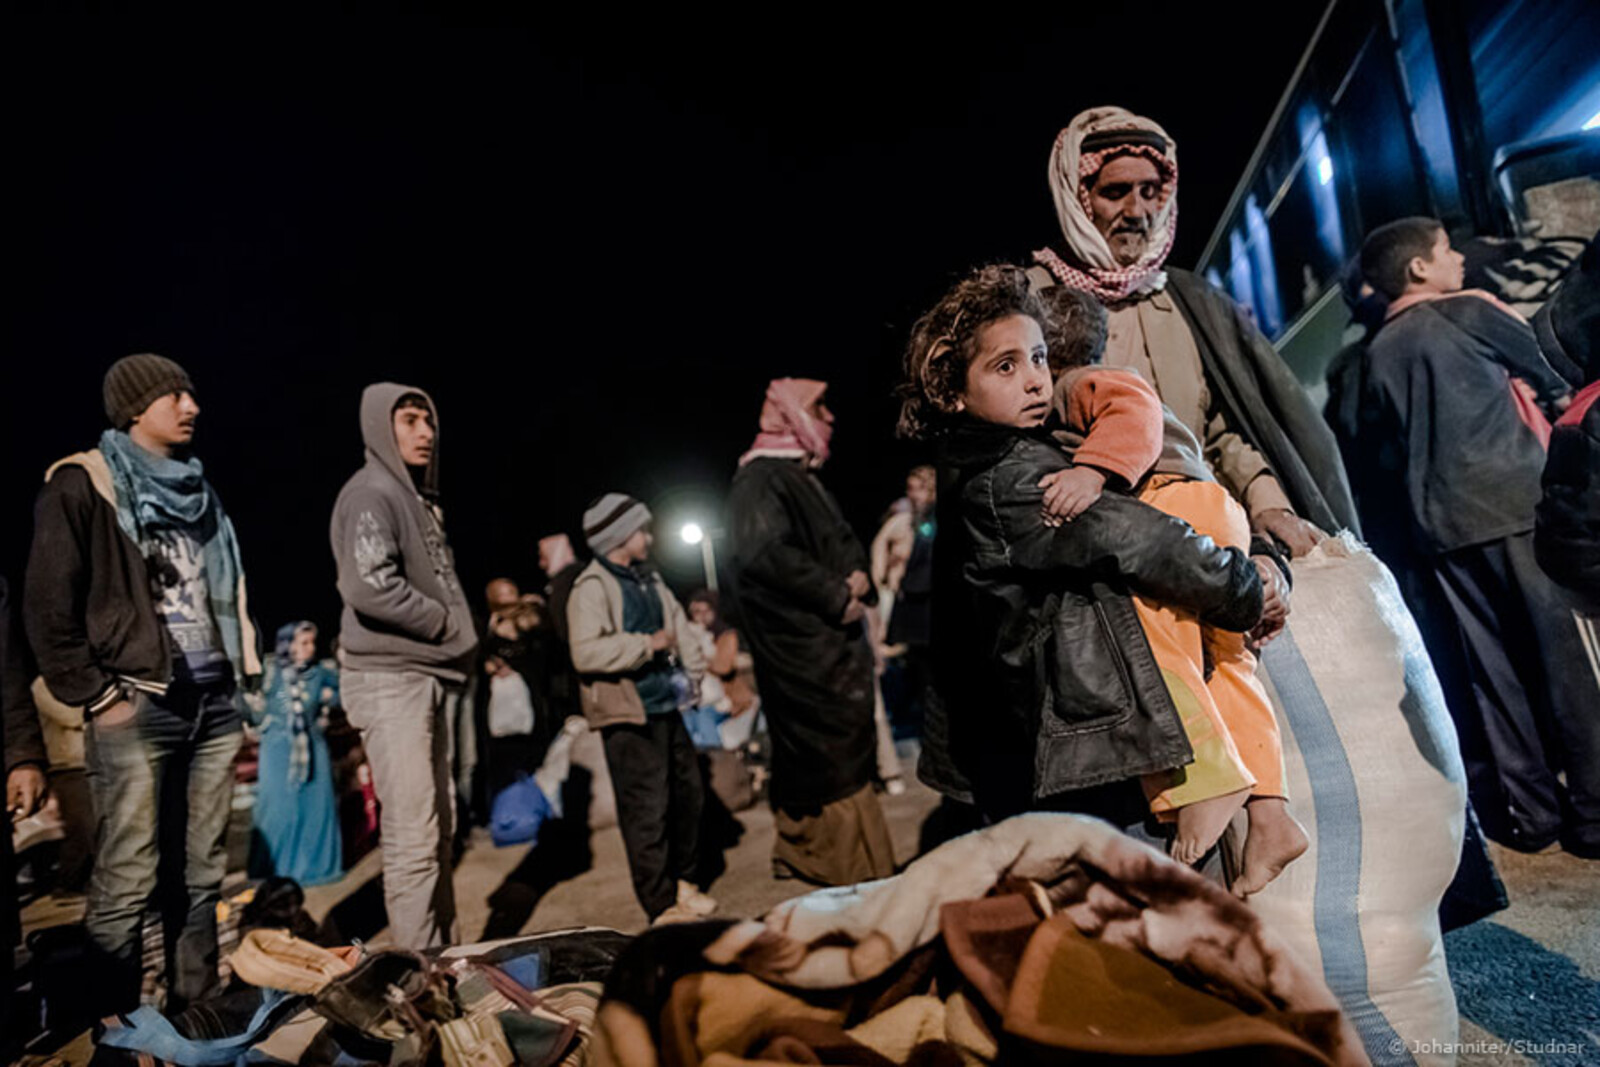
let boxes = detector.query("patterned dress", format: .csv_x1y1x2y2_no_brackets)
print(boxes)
250,658,343,885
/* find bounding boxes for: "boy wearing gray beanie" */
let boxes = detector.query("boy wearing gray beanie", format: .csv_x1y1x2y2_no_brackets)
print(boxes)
567,493,715,923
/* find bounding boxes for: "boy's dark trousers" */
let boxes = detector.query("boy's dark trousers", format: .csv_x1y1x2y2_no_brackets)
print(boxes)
1432,530,1600,854
601,715,703,919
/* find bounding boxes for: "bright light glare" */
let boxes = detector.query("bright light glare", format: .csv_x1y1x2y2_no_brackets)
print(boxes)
681,522,704,545
1585,109,1600,131
1317,156,1333,185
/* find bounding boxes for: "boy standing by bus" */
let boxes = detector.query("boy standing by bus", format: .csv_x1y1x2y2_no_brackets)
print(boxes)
1359,217,1596,859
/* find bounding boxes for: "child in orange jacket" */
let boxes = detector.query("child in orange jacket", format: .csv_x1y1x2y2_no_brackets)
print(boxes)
1038,301,1307,896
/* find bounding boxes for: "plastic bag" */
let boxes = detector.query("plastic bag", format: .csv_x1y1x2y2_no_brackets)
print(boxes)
489,774,551,848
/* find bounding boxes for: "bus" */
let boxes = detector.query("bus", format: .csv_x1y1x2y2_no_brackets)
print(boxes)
1196,0,1599,404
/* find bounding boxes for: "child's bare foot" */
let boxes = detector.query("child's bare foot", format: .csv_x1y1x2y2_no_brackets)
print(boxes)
1233,797,1308,897
1171,788,1250,865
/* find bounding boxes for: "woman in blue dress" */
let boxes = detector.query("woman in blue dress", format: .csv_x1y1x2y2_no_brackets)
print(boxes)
249,622,343,885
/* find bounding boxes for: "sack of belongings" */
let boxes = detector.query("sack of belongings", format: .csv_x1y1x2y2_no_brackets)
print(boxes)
591,813,1368,1066
1248,534,1468,1066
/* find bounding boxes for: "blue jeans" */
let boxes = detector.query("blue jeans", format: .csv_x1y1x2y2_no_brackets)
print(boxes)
84,682,242,1012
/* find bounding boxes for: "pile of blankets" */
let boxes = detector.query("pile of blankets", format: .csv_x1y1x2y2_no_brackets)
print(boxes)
591,814,1367,1066
83,815,1365,1065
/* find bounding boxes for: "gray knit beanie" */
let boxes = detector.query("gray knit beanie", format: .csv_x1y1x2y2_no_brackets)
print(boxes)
103,353,196,429
584,493,652,556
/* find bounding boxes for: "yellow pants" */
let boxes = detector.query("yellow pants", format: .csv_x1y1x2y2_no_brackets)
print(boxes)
1136,476,1286,816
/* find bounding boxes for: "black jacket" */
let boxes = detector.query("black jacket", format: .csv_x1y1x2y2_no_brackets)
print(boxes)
25,461,173,710
1365,294,1568,556
923,421,1263,816
726,456,877,809
1536,383,1599,615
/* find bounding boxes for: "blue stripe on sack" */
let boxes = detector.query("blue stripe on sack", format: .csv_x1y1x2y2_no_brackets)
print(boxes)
1264,630,1412,1066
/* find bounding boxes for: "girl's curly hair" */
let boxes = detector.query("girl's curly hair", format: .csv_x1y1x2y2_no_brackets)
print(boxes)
896,266,1044,440
898,265,1108,440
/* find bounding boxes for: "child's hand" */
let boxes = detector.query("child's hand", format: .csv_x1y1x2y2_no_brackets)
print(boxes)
1039,467,1107,527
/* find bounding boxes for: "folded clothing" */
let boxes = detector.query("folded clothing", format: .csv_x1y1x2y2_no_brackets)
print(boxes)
228,928,357,995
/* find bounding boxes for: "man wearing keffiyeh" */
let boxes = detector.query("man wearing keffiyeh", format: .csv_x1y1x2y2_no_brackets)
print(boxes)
1028,106,1358,561
727,379,897,886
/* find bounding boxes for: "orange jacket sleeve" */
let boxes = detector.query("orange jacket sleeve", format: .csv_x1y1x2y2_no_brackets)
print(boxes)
1063,367,1165,487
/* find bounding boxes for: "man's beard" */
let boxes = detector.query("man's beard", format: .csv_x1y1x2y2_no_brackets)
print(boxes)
1107,228,1150,266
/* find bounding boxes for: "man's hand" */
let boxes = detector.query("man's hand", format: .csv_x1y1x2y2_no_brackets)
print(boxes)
1039,467,1107,527
1253,508,1325,558
845,570,871,600
648,629,674,653
1249,555,1290,647
485,655,512,678
840,599,867,626
7,765,48,820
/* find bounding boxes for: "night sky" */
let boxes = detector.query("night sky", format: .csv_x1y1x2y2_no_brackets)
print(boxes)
5,7,1325,637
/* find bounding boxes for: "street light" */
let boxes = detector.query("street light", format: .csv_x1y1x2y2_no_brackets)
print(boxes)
681,522,718,591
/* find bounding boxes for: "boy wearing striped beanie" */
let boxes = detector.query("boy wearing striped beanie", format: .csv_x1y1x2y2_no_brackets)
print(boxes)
567,493,715,923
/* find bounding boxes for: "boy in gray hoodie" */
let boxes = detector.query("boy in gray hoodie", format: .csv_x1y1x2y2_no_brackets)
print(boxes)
330,384,477,948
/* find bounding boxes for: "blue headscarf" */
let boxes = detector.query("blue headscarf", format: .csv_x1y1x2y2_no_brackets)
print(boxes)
99,429,248,679
275,621,317,671
271,621,320,783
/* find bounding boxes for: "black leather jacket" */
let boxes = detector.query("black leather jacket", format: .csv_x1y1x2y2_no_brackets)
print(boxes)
923,420,1263,816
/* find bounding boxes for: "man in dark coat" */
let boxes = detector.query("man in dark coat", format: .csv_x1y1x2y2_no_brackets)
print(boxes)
1027,106,1359,562
1028,109,1503,923
1359,217,1596,859
726,378,895,886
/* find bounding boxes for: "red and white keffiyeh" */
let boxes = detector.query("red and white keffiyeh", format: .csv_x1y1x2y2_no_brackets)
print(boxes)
1036,106,1179,304
739,377,834,468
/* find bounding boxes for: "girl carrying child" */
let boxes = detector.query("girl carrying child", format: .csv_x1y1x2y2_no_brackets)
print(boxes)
901,264,1301,894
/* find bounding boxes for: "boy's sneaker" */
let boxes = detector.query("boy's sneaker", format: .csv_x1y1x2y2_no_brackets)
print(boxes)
676,880,718,917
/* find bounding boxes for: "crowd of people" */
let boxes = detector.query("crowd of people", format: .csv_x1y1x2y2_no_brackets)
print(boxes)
2,102,1594,1058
